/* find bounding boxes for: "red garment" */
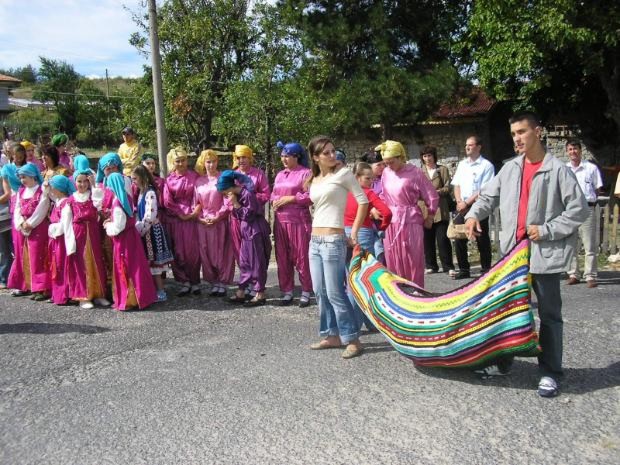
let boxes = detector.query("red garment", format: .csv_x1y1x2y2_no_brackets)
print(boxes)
344,187,392,230
516,160,542,241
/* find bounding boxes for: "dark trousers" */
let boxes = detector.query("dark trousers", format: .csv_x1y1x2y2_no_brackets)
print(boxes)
454,215,492,271
423,220,454,271
532,273,563,377
0,229,13,285
496,273,564,378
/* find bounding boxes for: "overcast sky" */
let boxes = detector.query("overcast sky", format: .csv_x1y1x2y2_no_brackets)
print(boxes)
0,0,149,78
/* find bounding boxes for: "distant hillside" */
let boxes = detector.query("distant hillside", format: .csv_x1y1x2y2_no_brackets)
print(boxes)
9,77,138,100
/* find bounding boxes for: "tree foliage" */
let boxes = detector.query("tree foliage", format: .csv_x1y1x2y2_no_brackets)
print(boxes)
279,0,464,139
32,57,81,137
459,0,620,154
130,0,255,149
0,65,37,84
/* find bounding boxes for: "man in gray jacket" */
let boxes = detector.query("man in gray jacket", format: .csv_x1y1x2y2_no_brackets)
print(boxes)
465,111,589,397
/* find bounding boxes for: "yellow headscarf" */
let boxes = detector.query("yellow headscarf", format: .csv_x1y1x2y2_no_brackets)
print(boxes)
195,149,218,175
232,144,254,169
375,140,406,160
20,140,35,150
167,147,188,172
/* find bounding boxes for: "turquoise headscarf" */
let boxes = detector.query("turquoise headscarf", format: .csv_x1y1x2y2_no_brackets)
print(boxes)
17,163,43,185
216,169,254,192
96,152,123,185
1,164,21,192
106,172,133,217
49,175,76,196
72,154,93,180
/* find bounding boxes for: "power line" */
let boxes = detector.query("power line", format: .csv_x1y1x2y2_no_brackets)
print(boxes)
34,90,142,99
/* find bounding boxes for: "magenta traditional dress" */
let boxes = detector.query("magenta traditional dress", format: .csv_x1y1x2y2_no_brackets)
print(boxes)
48,197,72,304
104,199,156,310
8,186,51,293
164,169,201,286
194,172,234,286
66,192,108,301
380,164,439,287
230,166,270,265
271,165,313,294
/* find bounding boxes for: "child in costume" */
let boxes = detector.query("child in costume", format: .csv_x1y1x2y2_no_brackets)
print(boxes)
47,175,76,305
8,163,51,300
66,156,110,309
131,165,173,302
103,173,156,310
217,170,271,307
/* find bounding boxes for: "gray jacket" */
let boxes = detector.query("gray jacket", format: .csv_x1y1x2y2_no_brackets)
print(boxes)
466,153,589,274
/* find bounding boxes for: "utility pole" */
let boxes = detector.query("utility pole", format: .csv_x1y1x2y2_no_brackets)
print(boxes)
105,68,111,139
148,0,168,176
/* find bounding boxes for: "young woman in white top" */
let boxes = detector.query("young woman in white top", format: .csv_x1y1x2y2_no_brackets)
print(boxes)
306,135,369,359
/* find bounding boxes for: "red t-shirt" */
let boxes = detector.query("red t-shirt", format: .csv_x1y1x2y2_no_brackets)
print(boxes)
344,187,392,230
516,160,543,241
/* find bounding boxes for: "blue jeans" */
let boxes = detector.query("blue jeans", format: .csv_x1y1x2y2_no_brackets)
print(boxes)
0,230,12,285
345,227,376,330
309,234,360,344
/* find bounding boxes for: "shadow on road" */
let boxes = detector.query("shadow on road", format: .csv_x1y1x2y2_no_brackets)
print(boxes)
415,360,620,395
0,323,111,335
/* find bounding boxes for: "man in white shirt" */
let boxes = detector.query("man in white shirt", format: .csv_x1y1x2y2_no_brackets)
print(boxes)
450,135,495,279
565,139,603,288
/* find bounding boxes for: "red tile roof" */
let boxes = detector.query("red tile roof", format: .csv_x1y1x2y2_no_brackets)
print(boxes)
433,87,496,119
0,74,22,86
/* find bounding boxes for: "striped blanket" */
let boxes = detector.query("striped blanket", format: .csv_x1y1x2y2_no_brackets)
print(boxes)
348,240,540,368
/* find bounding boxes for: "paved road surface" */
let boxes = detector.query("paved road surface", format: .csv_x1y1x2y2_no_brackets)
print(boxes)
1,267,618,464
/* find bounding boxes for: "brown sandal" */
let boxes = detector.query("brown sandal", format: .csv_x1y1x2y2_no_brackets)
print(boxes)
310,340,343,350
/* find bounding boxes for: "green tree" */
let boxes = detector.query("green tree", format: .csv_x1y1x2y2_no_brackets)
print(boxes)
280,0,464,139
5,107,57,142
32,57,81,137
130,0,255,149
459,0,620,156
215,2,339,173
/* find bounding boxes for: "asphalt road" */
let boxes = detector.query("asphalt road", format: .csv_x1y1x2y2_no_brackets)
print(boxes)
1,266,618,465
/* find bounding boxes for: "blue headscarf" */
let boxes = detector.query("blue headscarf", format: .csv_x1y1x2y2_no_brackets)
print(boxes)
96,152,123,185
277,141,309,168
49,175,76,196
106,173,133,217
216,170,254,193
73,154,93,180
17,163,43,185
1,163,21,192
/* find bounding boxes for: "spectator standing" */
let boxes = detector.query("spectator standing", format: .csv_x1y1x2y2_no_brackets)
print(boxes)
419,145,455,276
50,133,73,171
451,136,495,279
565,139,603,288
118,127,144,177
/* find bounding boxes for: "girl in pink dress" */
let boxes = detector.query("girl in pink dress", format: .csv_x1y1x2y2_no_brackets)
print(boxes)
66,159,110,309
270,142,313,307
103,173,156,310
8,163,51,300
230,145,271,287
377,140,439,287
194,149,234,297
163,148,201,296
47,175,76,305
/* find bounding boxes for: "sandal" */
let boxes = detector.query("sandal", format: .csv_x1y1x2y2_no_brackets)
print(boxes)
227,295,246,303
244,298,266,307
341,344,363,359
310,340,343,350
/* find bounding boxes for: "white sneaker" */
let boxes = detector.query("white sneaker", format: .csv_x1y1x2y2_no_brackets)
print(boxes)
538,376,559,398
94,298,111,307
80,301,94,309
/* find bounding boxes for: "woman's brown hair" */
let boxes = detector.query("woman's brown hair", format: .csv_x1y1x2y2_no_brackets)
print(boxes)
419,145,438,163
305,135,335,188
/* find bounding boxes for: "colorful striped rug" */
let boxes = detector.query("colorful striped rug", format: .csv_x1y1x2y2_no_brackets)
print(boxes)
348,240,540,368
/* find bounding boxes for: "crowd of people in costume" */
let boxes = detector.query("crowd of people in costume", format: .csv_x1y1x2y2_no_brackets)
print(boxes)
1,112,618,397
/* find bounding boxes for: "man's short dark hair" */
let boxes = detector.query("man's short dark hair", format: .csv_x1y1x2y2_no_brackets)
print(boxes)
565,138,581,149
508,110,542,128
466,135,482,146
